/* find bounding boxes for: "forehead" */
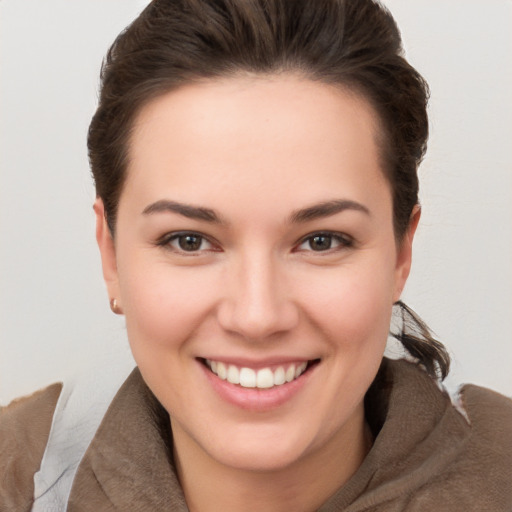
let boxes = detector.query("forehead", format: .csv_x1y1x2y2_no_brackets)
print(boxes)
124,76,391,217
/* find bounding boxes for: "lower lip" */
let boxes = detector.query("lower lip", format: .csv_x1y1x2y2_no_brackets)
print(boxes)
200,361,315,412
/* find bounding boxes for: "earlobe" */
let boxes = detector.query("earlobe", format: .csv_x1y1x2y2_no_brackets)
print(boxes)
393,205,421,302
93,198,121,310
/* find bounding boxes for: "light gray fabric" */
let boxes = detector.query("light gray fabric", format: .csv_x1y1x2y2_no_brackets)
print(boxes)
31,360,133,512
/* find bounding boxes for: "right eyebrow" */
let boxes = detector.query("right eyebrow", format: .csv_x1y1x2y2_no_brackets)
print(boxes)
142,200,225,224
289,199,371,224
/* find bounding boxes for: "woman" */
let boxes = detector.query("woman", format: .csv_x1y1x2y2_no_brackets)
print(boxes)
1,0,511,510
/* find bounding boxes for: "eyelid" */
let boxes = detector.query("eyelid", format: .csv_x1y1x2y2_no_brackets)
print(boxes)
156,230,221,253
294,231,354,252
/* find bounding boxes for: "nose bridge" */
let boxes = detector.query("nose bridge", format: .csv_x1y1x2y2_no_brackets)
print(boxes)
218,246,298,340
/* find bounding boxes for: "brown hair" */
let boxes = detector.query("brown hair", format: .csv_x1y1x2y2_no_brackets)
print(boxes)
88,0,450,379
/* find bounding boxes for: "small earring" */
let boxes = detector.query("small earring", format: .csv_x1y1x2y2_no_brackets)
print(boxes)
110,298,123,315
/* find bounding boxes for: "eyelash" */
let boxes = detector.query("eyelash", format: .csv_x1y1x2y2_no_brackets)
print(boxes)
156,230,353,255
294,231,354,253
156,231,218,254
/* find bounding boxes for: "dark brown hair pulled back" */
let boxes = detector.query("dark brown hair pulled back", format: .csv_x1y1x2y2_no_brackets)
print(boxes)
88,0,450,379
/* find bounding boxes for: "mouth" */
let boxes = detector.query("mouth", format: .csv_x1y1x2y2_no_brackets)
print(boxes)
201,358,320,389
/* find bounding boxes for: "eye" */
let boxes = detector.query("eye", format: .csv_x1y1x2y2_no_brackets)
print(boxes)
296,232,353,252
158,232,216,253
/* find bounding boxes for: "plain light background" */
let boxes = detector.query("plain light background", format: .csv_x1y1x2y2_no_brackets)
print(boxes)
1,0,511,404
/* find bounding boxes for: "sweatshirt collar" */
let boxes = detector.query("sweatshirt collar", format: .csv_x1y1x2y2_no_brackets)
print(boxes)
319,359,470,511
68,359,470,511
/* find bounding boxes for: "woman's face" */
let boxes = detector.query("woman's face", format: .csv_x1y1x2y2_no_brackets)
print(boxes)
96,76,417,473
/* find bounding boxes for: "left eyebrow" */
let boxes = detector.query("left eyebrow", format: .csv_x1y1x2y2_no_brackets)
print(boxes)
289,199,371,223
142,199,225,224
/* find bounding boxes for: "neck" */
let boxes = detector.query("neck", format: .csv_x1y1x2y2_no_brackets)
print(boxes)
172,406,373,512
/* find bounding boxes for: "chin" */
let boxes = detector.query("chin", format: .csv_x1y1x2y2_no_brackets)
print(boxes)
201,421,322,473
212,442,308,473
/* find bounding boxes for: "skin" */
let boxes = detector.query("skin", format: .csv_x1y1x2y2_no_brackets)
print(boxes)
95,75,419,512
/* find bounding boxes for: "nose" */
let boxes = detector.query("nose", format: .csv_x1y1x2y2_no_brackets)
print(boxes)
217,251,299,341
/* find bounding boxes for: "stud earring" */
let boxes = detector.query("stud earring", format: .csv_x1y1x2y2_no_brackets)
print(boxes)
110,298,123,315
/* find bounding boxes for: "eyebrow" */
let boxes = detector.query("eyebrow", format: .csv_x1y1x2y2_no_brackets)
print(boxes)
142,198,370,225
142,200,224,223
289,199,370,223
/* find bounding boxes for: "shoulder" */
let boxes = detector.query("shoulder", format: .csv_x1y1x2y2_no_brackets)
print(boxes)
431,383,512,509
0,383,62,511
460,383,512,431
382,360,512,509
459,383,512,461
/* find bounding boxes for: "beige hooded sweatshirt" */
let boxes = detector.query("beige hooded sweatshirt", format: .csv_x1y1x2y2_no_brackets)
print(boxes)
1,359,511,511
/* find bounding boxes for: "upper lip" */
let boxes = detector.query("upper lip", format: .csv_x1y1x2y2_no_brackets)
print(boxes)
198,356,319,370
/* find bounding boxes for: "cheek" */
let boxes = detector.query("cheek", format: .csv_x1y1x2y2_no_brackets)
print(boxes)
117,255,218,352
297,257,396,349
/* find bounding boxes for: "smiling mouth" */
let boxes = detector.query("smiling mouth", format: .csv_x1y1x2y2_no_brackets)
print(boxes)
202,359,319,389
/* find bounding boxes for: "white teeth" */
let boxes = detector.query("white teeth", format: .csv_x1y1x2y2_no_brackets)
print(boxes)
295,362,307,378
256,368,274,389
239,368,256,387
206,359,310,388
285,365,295,383
217,362,227,380
273,366,286,386
227,365,240,384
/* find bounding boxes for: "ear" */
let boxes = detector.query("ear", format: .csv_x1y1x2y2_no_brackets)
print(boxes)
93,198,122,313
393,205,421,302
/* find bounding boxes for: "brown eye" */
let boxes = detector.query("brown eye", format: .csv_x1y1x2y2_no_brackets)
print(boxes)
296,232,353,253
177,234,203,251
158,232,215,253
309,234,333,251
